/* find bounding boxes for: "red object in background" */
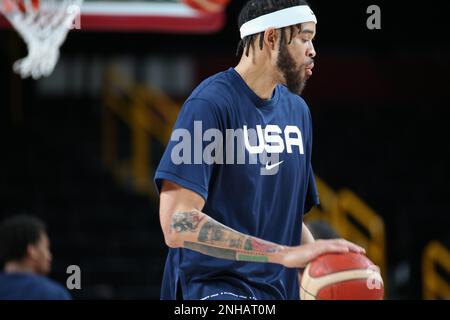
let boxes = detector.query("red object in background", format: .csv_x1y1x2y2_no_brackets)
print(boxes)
17,0,40,12
182,0,230,13
2,0,40,13
0,0,228,33
301,252,384,300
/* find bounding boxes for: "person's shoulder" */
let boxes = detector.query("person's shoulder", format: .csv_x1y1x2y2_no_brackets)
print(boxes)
0,272,71,300
24,274,72,300
188,69,236,107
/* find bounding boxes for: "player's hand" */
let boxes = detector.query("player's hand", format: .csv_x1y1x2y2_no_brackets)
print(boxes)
280,239,366,268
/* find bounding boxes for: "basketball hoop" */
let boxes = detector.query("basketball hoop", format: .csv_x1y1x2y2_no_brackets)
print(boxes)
1,0,83,79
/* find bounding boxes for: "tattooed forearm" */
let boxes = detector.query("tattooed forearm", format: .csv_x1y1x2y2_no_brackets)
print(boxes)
170,211,205,233
197,219,281,253
184,241,269,263
229,238,243,248
198,221,224,242
169,211,284,263
182,217,284,263
198,219,248,249
244,238,281,253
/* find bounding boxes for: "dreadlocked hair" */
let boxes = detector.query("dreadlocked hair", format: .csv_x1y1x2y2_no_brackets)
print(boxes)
236,0,311,57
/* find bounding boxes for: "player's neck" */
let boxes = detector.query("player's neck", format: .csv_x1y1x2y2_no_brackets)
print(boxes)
234,56,278,100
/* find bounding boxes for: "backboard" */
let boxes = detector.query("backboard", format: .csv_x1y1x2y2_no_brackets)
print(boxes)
0,0,227,33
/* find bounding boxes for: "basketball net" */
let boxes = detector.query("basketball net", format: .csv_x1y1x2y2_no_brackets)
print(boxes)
1,0,83,79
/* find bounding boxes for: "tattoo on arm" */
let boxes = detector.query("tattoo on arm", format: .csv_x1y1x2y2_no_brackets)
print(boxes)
170,211,283,263
198,220,247,249
244,238,281,253
198,221,224,242
184,241,270,263
197,220,280,253
170,211,205,233
181,217,283,263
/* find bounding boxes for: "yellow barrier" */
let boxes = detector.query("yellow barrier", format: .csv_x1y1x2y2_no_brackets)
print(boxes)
305,177,339,224
101,67,179,197
423,241,450,299
305,179,386,288
336,189,386,279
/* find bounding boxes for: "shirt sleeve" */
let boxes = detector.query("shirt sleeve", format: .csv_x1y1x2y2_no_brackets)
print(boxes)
154,98,221,201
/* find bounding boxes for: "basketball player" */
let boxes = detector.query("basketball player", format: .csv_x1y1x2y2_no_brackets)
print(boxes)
154,0,365,300
0,215,71,300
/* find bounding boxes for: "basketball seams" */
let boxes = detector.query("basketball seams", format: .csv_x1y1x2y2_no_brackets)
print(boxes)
299,253,384,300
317,279,383,300
300,268,383,297
299,285,316,300
300,266,316,300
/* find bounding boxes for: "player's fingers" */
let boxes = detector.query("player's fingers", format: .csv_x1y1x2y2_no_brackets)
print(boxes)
319,243,350,255
335,239,366,253
319,240,362,255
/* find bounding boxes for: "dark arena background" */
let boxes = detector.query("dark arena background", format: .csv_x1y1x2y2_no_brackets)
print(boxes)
0,0,449,300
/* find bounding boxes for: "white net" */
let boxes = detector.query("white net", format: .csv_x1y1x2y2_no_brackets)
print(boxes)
1,0,83,79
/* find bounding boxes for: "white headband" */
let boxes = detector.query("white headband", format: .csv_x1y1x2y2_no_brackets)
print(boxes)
240,5,317,39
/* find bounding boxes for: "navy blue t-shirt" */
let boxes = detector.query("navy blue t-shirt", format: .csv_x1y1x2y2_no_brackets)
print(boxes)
0,272,71,300
154,68,319,300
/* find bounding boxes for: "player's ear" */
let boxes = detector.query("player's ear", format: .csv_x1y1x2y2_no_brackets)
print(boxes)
264,28,278,51
26,243,39,260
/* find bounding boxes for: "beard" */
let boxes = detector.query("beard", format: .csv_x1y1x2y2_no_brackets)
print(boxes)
276,44,310,95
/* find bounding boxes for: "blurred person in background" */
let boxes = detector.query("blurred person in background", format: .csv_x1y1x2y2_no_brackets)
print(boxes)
0,214,71,300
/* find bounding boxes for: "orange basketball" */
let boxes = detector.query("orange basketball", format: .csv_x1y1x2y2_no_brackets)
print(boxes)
182,0,230,13
300,252,384,300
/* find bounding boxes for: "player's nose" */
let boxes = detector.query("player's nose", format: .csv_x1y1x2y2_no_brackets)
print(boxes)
308,41,316,58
